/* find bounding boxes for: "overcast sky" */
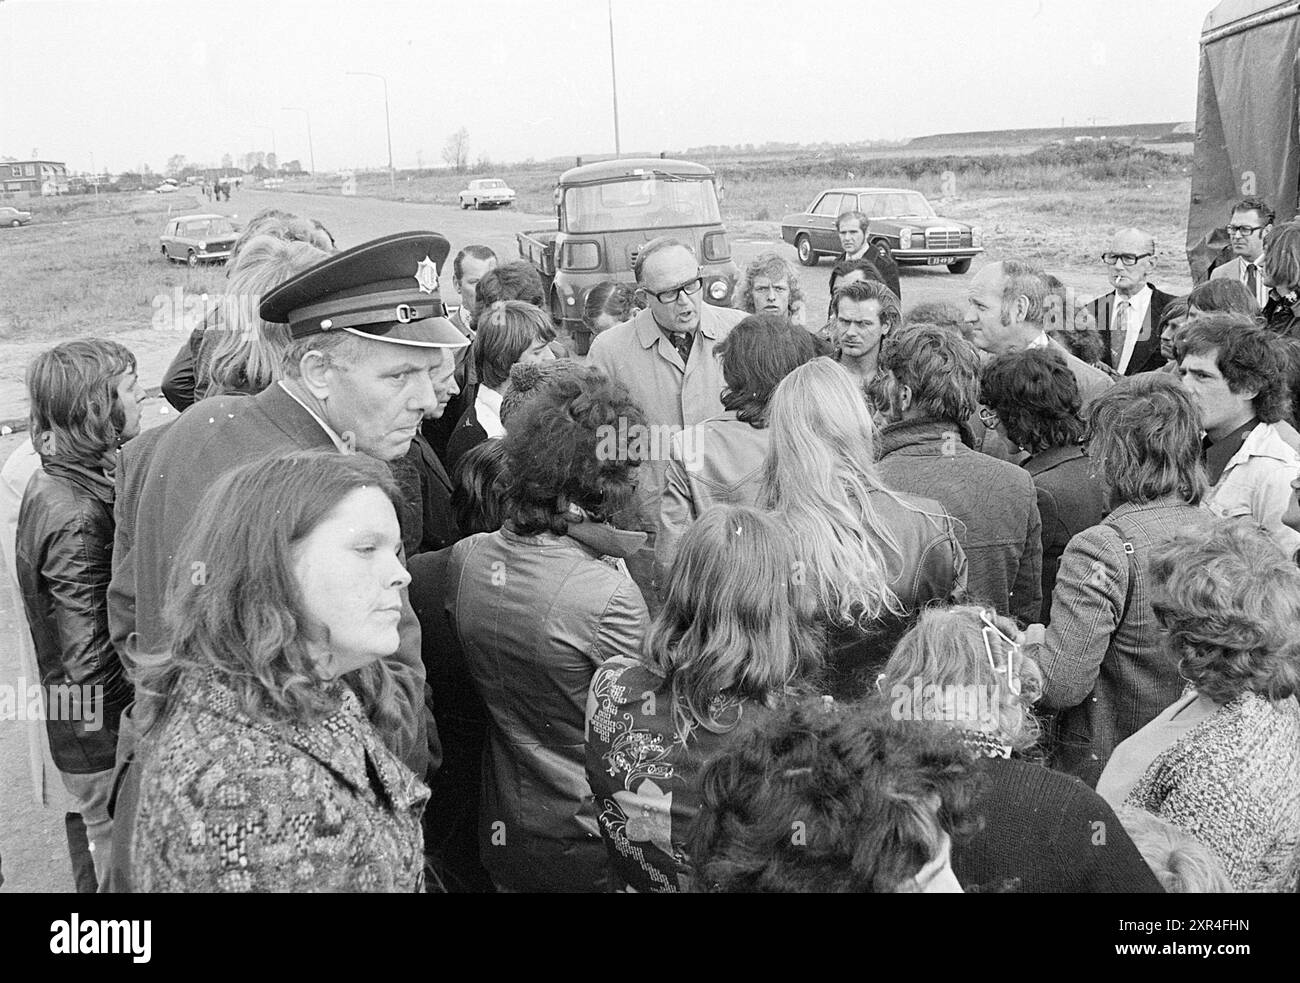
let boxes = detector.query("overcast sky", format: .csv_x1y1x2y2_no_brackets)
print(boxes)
1,0,1209,174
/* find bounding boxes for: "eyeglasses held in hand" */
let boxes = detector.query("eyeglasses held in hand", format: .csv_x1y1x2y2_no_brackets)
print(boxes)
978,405,1000,430
647,276,704,304
1101,252,1153,267
980,609,1021,696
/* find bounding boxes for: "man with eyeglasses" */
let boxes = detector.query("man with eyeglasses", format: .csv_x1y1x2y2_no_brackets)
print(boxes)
588,237,745,545
1086,228,1177,376
1210,197,1273,310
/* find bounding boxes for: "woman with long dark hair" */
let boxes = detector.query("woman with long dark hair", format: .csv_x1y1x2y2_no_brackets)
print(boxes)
586,505,820,892
131,451,428,892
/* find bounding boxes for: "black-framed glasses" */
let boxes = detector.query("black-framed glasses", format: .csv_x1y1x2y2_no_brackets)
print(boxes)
1101,252,1153,267
1227,224,1266,238
647,275,704,304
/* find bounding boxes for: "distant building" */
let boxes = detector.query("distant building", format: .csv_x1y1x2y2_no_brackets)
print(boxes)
0,159,69,196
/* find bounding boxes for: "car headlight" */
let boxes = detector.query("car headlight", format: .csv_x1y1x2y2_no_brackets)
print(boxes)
897,227,913,250
198,241,207,251
708,279,729,301
970,226,982,247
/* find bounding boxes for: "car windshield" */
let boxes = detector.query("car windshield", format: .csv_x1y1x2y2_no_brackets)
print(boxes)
479,180,505,189
859,192,936,218
564,175,721,232
184,219,235,236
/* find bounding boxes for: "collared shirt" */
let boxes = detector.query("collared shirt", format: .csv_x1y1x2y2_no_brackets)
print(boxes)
1113,284,1153,375
1241,251,1268,309
475,384,505,439
1028,331,1051,349
278,380,351,452
1203,416,1258,485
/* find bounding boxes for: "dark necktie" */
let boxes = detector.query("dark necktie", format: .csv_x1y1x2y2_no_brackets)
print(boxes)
668,330,694,363
1246,263,1259,301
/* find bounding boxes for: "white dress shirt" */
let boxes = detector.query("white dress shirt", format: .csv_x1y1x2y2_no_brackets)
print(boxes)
278,380,351,452
1113,284,1152,375
475,384,505,438
1241,251,1268,309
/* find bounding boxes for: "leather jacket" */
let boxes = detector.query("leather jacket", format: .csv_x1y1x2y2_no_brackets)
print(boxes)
16,460,131,773
655,411,769,581
445,520,649,892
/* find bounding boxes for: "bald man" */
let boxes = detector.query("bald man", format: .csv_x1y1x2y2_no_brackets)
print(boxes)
1087,228,1178,376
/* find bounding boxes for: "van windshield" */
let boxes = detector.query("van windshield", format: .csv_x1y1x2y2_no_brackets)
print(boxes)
564,176,721,232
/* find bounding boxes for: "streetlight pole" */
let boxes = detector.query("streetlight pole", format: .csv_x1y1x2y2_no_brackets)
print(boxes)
346,71,395,193
281,106,316,175
608,0,621,157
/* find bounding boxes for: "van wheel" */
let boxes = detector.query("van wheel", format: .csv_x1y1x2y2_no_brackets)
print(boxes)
948,258,972,274
460,200,469,210
796,235,817,267
187,250,199,268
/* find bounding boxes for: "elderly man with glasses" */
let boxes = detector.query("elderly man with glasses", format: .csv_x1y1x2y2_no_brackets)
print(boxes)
1086,228,1178,376
587,237,745,595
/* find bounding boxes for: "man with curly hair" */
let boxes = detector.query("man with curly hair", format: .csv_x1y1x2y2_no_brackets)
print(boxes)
1176,313,1300,556
735,252,806,327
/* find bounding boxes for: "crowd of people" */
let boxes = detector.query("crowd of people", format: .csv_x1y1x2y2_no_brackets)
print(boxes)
4,193,1300,894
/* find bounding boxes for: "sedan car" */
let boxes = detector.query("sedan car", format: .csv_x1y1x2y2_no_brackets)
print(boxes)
1,205,32,228
160,214,239,266
781,187,982,273
458,178,515,210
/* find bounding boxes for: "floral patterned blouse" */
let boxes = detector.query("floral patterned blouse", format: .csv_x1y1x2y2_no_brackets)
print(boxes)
132,670,429,893
584,655,769,892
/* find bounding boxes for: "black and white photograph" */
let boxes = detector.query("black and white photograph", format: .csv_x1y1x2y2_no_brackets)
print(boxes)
0,0,1294,954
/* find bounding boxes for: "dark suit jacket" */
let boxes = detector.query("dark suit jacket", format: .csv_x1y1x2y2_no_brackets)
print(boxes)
444,400,489,476
107,383,432,776
1087,286,1177,376
410,431,459,555
1023,444,1108,625
838,242,902,302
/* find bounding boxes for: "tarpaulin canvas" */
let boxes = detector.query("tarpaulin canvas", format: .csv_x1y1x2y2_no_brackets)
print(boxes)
1188,0,1300,282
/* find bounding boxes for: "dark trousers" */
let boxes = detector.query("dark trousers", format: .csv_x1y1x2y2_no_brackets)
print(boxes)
64,812,97,893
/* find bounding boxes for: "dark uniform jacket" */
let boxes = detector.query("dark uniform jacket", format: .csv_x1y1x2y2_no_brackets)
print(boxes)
107,383,432,776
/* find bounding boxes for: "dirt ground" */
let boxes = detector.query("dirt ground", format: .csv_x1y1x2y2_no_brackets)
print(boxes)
0,180,1196,891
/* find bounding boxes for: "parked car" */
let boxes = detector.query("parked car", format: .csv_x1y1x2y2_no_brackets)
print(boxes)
781,187,982,273
459,178,515,210
517,157,738,352
160,214,239,267
0,206,32,228
154,182,179,194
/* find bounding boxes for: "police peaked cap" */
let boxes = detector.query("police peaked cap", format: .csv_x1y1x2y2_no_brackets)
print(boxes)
259,231,469,349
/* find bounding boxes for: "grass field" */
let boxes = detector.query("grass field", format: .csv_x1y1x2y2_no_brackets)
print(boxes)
0,141,1196,348
0,193,227,341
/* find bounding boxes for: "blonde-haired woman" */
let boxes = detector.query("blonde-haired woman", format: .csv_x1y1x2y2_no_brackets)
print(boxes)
585,504,821,892
880,605,1162,893
758,357,966,698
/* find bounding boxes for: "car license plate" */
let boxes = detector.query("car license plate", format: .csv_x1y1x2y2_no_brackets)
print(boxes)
927,256,955,265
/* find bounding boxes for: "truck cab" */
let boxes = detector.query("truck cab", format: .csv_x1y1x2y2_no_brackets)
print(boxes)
517,157,739,350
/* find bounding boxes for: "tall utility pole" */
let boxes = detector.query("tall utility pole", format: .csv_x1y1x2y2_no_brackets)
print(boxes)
281,106,316,175
347,71,395,192
608,0,621,157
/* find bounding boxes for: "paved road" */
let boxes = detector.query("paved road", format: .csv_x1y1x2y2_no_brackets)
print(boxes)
0,186,1178,892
